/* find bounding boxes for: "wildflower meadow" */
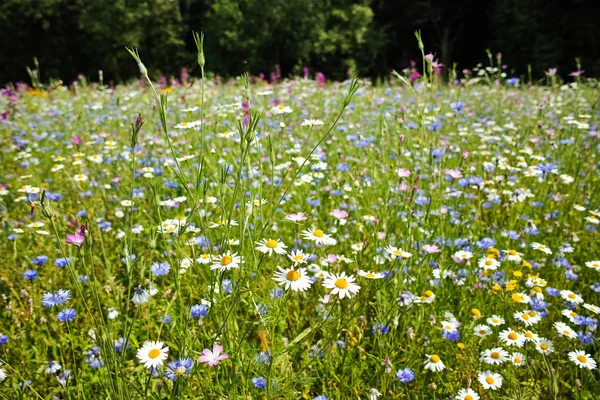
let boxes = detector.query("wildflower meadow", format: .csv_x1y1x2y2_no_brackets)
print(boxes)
0,38,599,399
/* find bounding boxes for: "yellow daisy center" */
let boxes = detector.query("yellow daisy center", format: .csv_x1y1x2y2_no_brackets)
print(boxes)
540,344,548,350
485,259,493,266
479,329,487,335
430,355,440,363
568,293,576,299
486,377,495,384
335,279,348,289
365,273,375,278
293,255,303,262
521,314,530,320
265,239,278,249
577,355,587,363
181,122,188,126
491,352,500,359
571,312,578,317
514,357,521,363
424,290,433,297
286,270,301,281
148,349,161,359
465,396,474,400
563,330,570,335
313,229,324,238
509,250,517,255
221,255,232,266
508,332,518,340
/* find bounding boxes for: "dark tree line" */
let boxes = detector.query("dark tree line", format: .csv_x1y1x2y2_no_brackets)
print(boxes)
0,0,598,85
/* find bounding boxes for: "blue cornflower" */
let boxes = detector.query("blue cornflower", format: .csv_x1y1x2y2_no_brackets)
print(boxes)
396,368,415,383
114,338,130,352
57,308,76,323
451,101,464,111
476,237,496,250
54,257,71,268
32,255,49,265
577,331,595,345
222,279,234,293
590,282,600,293
256,350,271,364
160,314,172,323
0,334,9,345
337,163,350,172
507,77,519,85
536,163,558,175
41,289,71,308
150,262,170,277
85,346,104,369
443,330,461,341
431,148,445,158
546,287,560,297
336,340,346,349
23,269,38,280
529,298,548,311
252,376,267,389
190,304,209,318
165,358,194,380
372,323,390,335
313,396,329,400
270,287,283,299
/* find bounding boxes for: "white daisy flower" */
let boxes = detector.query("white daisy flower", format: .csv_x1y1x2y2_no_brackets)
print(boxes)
322,272,360,299
585,260,600,271
455,388,480,400
196,253,212,264
583,303,600,314
478,370,503,390
358,270,385,279
424,354,445,372
504,249,523,262
73,173,88,182
511,352,526,366
514,310,541,326
480,347,510,365
560,290,583,304
255,238,288,256
554,322,577,339
499,329,525,347
474,324,492,337
210,251,243,271
302,228,337,245
568,350,597,370
535,338,554,354
288,249,309,265
478,256,500,270
531,242,552,254
486,315,505,326
273,267,312,292
136,341,169,369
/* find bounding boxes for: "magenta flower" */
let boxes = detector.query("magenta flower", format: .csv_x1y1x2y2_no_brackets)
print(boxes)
284,212,307,223
66,225,86,247
330,209,348,220
395,168,411,178
422,244,441,254
445,169,463,179
71,136,82,145
199,344,228,366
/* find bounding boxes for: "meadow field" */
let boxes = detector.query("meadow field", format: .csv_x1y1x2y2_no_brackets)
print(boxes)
0,51,599,399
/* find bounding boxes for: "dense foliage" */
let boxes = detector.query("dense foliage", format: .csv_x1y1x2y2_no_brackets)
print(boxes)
0,44,599,399
1,0,599,84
